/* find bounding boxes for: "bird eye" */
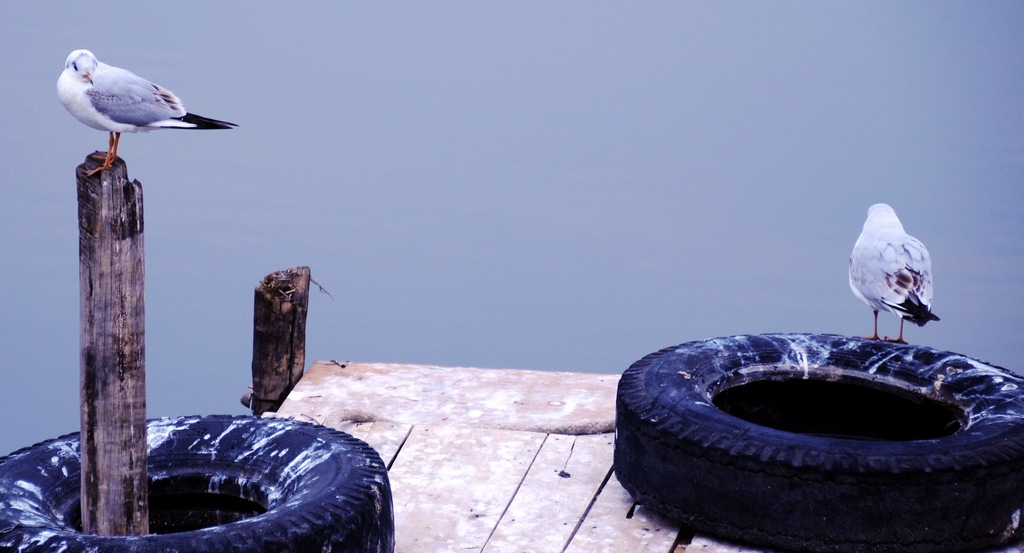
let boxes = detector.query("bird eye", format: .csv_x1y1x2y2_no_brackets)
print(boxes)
72,62,78,71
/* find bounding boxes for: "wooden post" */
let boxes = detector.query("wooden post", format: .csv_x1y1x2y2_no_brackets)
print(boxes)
77,153,148,535
245,266,310,416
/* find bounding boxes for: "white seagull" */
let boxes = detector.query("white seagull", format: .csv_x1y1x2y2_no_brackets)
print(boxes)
57,49,236,175
849,203,939,343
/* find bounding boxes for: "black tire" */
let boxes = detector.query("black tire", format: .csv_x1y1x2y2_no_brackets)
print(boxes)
0,415,394,552
614,333,1024,553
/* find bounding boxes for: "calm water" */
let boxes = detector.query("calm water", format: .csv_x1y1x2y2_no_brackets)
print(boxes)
2,3,1022,456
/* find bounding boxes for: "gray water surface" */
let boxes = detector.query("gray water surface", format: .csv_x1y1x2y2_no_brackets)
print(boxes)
2,2,1022,456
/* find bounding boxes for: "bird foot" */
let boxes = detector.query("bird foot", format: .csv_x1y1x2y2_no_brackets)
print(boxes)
883,336,908,344
85,151,116,176
86,160,113,176
864,333,881,341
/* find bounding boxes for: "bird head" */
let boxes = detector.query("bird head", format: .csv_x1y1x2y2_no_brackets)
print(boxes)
65,49,98,83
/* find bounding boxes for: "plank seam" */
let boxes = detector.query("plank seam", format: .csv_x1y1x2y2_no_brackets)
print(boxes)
560,464,614,552
384,423,415,471
480,432,551,552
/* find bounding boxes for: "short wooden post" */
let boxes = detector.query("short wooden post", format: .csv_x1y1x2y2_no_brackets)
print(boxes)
245,266,310,415
77,153,149,535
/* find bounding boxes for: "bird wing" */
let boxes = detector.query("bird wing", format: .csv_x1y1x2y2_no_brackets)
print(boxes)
85,62,186,127
851,233,934,315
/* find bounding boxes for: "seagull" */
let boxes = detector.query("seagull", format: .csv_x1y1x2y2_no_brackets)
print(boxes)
849,203,939,344
57,49,236,175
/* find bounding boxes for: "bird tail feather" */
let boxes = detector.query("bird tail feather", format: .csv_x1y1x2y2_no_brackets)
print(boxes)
165,113,237,130
890,292,940,327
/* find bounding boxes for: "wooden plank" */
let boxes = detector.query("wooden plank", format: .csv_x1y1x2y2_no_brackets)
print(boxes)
564,470,683,553
276,360,1024,553
484,433,614,552
279,361,617,434
683,535,777,552
684,530,1024,552
388,425,546,552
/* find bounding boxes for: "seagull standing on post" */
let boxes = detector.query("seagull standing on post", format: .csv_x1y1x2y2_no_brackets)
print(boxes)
849,203,940,344
57,49,236,175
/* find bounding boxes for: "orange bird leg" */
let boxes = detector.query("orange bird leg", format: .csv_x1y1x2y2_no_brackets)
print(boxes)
886,319,909,344
865,310,881,341
89,132,115,161
86,132,121,176
110,132,122,161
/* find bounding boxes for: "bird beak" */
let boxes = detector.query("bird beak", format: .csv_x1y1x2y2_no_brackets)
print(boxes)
85,72,93,83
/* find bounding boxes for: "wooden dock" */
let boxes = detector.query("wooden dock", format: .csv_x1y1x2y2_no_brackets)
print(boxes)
271,361,1024,553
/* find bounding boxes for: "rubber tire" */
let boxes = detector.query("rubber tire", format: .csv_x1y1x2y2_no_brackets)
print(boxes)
0,415,394,552
614,333,1024,553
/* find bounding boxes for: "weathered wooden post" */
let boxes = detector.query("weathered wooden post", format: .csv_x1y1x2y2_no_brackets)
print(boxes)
77,153,148,535
244,266,310,416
